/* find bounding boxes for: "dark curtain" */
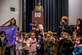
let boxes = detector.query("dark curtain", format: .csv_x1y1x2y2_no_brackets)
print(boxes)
22,0,35,32
22,0,68,32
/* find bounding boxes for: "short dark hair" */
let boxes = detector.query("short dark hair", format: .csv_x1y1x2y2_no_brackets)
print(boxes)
39,34,43,38
0,31,6,35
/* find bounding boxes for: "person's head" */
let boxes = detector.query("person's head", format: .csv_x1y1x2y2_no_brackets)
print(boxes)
53,32,57,38
31,33,35,38
76,18,82,26
10,18,16,26
38,24,43,31
0,31,6,37
47,31,53,36
39,34,43,38
75,37,81,44
46,31,53,39
61,32,68,38
60,20,65,26
25,33,29,39
73,31,77,36
37,2,41,6
61,16,69,22
33,21,38,27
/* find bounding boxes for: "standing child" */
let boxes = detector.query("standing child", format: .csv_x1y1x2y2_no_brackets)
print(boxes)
0,31,7,55
37,34,44,55
27,33,37,55
46,31,55,55
16,32,23,55
59,32,73,55
22,33,29,55
72,32,77,43
73,37,82,55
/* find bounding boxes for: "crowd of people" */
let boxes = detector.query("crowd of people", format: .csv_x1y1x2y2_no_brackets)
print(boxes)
0,17,82,55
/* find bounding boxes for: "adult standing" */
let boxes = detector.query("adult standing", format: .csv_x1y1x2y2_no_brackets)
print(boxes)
8,18,18,55
75,18,82,36
8,18,19,31
31,21,44,41
56,19,71,36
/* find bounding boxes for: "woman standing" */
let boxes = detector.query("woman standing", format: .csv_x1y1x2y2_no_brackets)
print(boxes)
75,19,82,36
8,18,18,55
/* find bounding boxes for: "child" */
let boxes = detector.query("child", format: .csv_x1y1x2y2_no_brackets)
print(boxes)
72,32,77,42
46,31,55,55
73,37,82,55
37,34,44,55
0,31,7,55
59,31,73,55
22,33,29,55
53,33,59,55
27,33,37,55
16,32,23,55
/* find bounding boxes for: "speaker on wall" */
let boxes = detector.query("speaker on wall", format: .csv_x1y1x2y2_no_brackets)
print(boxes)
10,7,15,12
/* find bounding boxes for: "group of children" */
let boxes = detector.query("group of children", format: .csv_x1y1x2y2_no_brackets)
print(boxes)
15,31,56,55
0,19,82,55
15,30,82,55
0,30,82,55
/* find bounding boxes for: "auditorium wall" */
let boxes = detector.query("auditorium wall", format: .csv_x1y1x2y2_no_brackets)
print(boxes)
0,0,22,31
69,0,82,25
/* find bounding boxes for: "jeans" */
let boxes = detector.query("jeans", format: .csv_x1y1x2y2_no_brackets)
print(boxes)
23,50,28,55
10,45,16,55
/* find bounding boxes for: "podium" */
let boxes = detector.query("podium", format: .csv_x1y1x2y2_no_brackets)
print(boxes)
32,11,44,25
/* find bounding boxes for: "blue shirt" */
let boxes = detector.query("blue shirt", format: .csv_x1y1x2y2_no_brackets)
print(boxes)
73,44,82,55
